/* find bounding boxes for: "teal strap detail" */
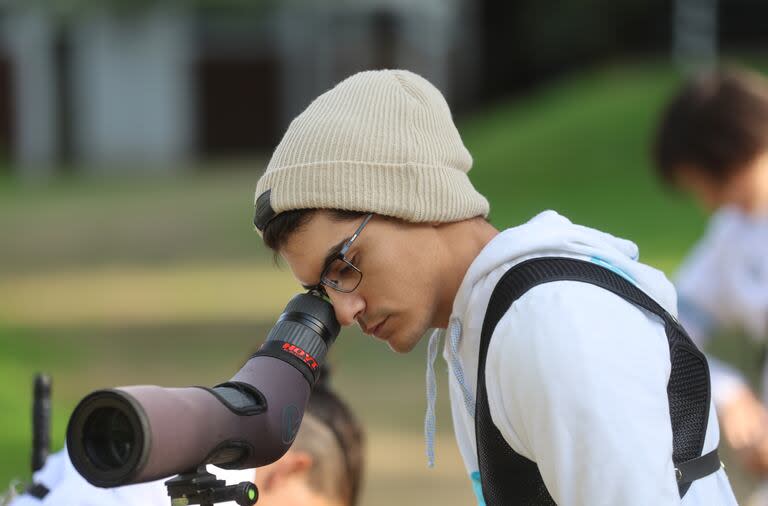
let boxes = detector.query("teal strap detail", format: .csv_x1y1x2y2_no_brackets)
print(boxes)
471,471,486,506
590,256,636,284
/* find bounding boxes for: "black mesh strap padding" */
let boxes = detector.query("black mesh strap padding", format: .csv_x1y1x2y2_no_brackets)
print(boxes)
475,257,713,505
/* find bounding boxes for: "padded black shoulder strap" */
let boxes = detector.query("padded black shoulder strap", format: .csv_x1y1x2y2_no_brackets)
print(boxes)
474,257,715,505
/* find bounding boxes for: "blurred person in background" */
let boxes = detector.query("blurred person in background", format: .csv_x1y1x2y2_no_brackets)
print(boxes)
5,371,364,506
654,66,768,503
253,69,737,505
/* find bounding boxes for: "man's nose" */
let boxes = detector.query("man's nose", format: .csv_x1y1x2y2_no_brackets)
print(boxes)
326,290,365,327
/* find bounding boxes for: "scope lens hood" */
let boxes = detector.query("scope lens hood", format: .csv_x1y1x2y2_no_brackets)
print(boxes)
67,389,150,487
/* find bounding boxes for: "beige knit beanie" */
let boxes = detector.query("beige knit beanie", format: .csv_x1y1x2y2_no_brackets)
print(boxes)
253,69,489,232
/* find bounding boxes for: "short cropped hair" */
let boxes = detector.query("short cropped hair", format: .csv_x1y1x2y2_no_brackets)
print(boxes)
653,67,768,184
298,370,365,506
262,209,369,254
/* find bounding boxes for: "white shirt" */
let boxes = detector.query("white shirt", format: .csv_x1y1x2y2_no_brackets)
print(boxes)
443,211,737,505
676,206,768,406
9,449,255,506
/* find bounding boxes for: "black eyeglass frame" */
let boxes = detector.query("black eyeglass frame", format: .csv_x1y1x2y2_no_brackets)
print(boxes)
307,213,374,296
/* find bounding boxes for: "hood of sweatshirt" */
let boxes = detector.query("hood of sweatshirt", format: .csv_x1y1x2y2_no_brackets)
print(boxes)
452,210,677,319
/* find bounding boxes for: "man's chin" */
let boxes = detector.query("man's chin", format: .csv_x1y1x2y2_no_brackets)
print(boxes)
384,332,422,354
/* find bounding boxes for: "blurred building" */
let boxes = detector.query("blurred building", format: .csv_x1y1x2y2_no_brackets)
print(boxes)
0,0,478,176
5,0,768,177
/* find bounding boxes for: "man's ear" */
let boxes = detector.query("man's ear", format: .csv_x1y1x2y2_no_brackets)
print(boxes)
262,450,314,490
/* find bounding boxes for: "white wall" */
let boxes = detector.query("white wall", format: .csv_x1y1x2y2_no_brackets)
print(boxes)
275,0,473,130
70,5,193,171
3,6,59,176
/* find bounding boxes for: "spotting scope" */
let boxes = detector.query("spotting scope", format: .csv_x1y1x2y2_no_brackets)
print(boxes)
66,292,339,488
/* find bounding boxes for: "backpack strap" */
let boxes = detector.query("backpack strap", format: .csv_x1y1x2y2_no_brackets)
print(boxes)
475,257,718,505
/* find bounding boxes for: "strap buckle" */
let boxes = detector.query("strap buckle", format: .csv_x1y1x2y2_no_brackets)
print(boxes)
675,448,722,484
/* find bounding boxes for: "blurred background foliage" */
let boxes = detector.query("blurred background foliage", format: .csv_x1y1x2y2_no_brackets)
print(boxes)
1,0,767,504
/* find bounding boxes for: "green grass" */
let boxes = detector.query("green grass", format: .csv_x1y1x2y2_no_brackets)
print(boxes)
0,327,80,483
0,61,761,504
463,63,708,272
0,167,270,274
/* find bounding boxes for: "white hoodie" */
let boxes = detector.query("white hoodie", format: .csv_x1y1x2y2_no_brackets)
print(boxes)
675,206,768,407
440,211,737,506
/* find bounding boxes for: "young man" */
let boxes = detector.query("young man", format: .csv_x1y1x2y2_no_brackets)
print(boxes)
253,69,738,504
6,376,364,506
654,67,768,487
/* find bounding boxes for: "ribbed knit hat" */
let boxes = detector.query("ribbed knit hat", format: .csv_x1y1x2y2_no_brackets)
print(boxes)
254,69,489,232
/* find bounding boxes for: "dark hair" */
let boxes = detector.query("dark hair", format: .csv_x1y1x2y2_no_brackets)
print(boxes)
307,366,365,506
653,67,768,185
262,209,369,254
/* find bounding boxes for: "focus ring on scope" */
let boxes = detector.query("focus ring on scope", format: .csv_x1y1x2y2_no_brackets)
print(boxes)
283,295,340,343
265,319,328,364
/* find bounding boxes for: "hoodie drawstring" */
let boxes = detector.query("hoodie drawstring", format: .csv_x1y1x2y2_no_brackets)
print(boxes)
425,318,477,468
425,328,443,467
447,318,475,418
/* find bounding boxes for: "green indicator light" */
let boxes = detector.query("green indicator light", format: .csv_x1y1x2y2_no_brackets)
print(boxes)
248,488,256,500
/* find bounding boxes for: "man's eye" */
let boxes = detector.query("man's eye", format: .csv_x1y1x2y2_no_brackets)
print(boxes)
337,261,356,279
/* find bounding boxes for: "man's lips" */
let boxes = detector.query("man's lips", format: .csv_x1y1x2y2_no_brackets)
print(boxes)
363,317,388,338
372,317,388,338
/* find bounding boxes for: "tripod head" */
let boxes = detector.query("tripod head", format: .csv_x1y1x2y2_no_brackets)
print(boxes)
165,466,258,506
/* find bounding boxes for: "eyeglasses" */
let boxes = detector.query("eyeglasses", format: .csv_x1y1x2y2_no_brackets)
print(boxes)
308,214,373,296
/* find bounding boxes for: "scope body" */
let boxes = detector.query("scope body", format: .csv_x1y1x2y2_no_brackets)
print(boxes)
67,292,339,487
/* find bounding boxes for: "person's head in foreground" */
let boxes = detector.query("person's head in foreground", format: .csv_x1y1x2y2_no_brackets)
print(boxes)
254,69,496,350
255,373,364,506
653,66,768,215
